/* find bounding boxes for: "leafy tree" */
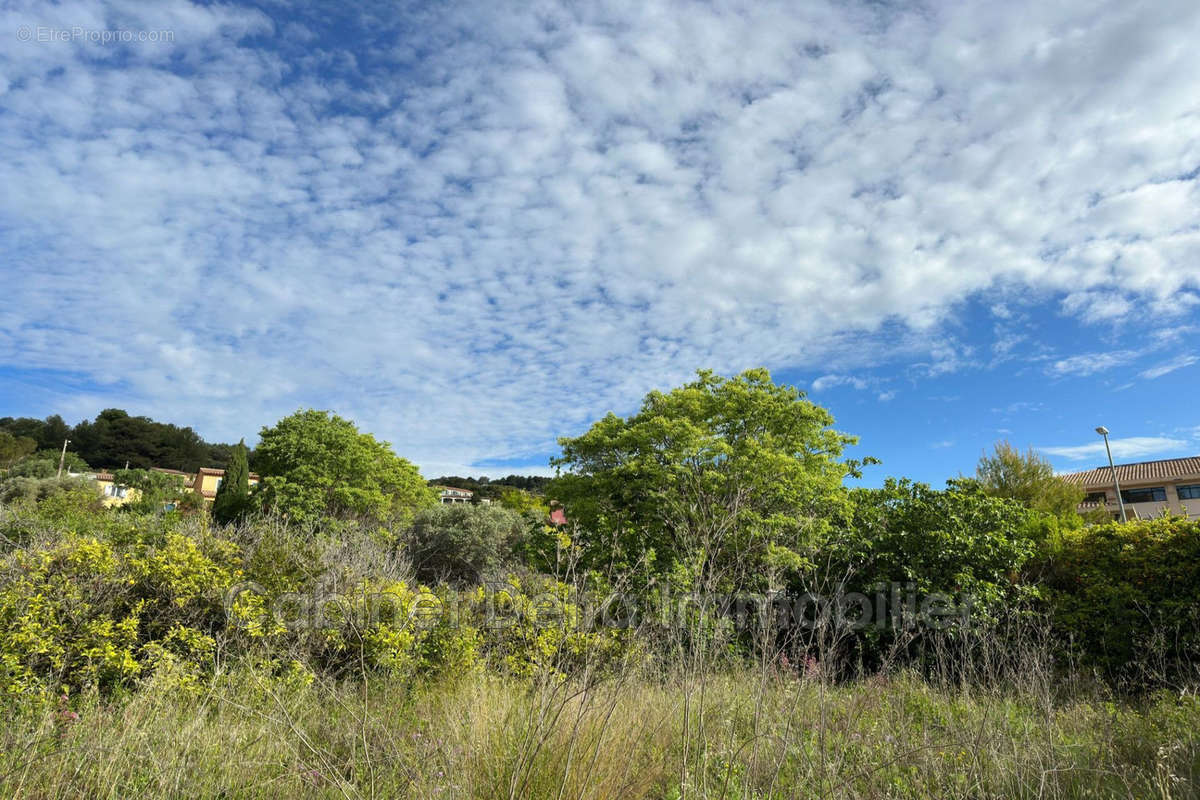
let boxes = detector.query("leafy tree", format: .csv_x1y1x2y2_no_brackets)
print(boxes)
0,475,103,512
40,414,72,452
65,409,246,471
0,414,71,452
0,431,37,469
255,410,436,523
111,468,192,514
498,487,548,515
550,368,870,590
975,440,1084,520
836,478,1038,618
430,475,552,495
212,440,252,525
405,504,528,583
70,409,208,470
6,450,89,478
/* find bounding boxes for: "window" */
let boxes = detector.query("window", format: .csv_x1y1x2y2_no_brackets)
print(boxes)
1178,484,1200,500
1083,491,1107,503
1120,486,1167,504
105,485,128,499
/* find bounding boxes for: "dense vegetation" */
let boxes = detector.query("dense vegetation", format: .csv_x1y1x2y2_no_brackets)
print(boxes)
0,409,244,472
430,474,554,503
1,369,1197,798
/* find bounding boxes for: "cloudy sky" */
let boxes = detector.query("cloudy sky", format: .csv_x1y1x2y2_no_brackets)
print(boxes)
2,0,1198,483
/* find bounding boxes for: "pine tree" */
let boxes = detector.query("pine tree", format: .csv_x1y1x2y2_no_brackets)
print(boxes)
212,439,251,525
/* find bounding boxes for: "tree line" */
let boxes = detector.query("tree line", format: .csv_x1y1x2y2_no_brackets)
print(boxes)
0,409,243,472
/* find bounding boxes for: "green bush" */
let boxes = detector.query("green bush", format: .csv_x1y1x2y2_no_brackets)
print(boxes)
1040,517,1200,681
832,478,1039,620
0,475,101,512
0,525,239,697
404,504,529,583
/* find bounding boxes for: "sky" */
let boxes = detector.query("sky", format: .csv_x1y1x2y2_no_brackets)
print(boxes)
1,0,1198,485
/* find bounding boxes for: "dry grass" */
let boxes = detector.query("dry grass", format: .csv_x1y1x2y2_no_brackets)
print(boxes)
2,661,1198,800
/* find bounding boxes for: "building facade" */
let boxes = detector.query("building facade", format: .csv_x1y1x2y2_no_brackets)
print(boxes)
153,466,260,500
437,486,474,504
92,471,139,507
1060,455,1200,520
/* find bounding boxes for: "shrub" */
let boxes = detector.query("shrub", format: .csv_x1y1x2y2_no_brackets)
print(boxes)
0,524,239,697
0,475,101,512
1040,517,1200,682
833,478,1039,620
404,504,529,583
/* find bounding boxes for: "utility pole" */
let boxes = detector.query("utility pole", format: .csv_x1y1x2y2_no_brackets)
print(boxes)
57,438,71,479
1095,426,1127,523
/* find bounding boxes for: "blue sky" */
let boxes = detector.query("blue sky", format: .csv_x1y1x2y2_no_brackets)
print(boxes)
1,0,1198,485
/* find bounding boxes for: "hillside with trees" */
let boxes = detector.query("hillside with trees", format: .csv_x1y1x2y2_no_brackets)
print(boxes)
0,410,244,472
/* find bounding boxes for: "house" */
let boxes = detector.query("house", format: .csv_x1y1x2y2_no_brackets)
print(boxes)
1060,455,1200,520
90,471,140,508
437,486,474,504
68,464,260,508
152,466,261,501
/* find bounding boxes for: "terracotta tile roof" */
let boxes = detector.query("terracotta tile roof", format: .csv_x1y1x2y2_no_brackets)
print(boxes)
1059,456,1200,487
94,472,115,481
151,467,191,476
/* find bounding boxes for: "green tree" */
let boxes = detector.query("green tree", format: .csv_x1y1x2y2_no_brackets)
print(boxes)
0,414,71,452
7,450,89,478
0,431,37,469
405,504,528,583
212,440,252,525
68,409,236,471
498,487,548,515
550,368,870,590
975,440,1083,520
839,478,1038,620
111,468,191,514
255,410,436,524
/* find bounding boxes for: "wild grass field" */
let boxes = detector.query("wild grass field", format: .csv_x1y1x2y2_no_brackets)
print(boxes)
4,660,1198,799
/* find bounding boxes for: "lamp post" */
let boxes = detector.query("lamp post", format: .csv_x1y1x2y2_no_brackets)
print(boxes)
56,438,71,479
1095,426,1126,523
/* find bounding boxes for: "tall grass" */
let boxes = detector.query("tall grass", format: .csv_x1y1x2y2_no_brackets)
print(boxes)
3,658,1197,799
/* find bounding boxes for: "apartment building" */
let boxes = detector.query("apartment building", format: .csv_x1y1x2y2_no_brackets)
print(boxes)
1060,455,1200,520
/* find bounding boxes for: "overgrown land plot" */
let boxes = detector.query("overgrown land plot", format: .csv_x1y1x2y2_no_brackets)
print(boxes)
1,371,1198,798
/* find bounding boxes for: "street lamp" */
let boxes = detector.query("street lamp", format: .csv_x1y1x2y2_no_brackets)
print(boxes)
1095,426,1127,523
56,438,71,479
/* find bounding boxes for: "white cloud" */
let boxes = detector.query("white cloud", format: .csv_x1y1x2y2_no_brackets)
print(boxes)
1139,355,1198,380
0,0,1199,474
1047,351,1139,378
811,374,869,392
1043,436,1190,461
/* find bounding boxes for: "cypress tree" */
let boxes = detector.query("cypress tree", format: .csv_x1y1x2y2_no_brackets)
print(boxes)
212,439,251,525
